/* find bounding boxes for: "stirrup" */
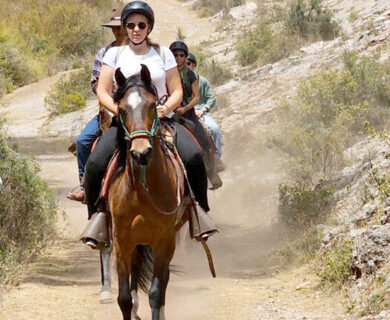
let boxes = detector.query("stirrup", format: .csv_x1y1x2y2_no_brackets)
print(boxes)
79,212,109,249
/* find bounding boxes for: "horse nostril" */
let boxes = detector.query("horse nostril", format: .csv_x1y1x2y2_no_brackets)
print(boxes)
143,147,152,159
130,150,141,160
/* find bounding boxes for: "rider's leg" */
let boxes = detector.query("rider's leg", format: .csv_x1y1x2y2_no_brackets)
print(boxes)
67,115,101,202
182,110,210,154
202,113,222,157
175,123,209,212
81,126,117,248
76,114,101,181
84,126,118,216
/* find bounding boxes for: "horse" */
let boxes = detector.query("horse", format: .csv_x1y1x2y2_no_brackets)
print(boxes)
107,64,185,320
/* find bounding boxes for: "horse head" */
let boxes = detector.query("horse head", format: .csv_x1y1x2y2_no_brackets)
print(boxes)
114,64,159,167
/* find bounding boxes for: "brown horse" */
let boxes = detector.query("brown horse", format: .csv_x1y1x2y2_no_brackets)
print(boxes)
108,65,184,320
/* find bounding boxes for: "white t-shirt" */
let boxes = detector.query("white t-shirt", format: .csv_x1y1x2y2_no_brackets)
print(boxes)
102,45,177,117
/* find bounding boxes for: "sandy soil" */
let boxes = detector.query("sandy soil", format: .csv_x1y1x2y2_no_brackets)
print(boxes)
0,0,352,319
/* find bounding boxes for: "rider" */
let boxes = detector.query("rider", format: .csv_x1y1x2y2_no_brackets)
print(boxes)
186,53,223,159
169,41,222,188
67,8,126,202
81,1,218,248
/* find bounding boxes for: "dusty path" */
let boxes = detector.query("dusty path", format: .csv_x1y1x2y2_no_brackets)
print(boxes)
0,0,350,319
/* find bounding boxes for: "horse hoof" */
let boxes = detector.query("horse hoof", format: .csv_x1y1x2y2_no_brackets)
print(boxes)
99,290,113,304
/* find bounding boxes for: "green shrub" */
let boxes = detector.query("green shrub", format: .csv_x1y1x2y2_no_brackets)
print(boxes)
0,121,56,283
284,0,339,40
278,180,335,229
44,65,92,116
236,21,296,66
316,238,357,287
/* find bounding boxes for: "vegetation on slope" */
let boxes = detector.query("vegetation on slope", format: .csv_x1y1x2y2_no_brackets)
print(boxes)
0,120,56,284
0,0,119,99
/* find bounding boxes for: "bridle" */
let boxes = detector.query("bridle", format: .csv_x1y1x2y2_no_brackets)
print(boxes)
116,78,162,142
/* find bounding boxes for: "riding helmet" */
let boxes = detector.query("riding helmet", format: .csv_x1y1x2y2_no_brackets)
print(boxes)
121,1,155,31
169,40,188,56
186,52,197,66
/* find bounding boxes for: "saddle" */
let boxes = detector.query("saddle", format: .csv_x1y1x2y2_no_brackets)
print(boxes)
98,124,185,206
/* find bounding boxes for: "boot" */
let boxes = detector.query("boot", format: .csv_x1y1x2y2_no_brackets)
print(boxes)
66,186,85,202
214,154,225,172
79,212,109,249
189,204,219,241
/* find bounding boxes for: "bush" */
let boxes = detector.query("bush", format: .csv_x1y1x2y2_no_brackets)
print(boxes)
278,180,335,229
236,21,296,66
284,0,339,40
44,65,92,116
0,121,56,283
277,53,390,185
316,238,357,287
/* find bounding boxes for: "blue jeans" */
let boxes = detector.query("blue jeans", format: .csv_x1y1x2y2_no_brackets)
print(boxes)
76,115,100,181
203,113,222,157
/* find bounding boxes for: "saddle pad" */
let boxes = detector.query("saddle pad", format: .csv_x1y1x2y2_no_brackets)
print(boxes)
166,147,185,199
100,152,119,200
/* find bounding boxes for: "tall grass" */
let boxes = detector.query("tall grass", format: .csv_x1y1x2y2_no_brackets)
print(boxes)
0,0,118,98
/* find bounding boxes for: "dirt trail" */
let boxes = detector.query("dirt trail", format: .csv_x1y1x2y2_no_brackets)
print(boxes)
0,1,349,319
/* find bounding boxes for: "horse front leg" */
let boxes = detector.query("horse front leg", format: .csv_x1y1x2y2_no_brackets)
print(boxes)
99,241,113,303
149,243,175,320
116,245,133,320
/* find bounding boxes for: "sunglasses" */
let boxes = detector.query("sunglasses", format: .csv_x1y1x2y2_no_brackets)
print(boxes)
186,61,193,66
126,22,147,30
174,53,186,58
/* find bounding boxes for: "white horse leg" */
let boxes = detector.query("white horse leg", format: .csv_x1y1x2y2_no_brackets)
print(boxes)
159,306,166,320
131,289,141,320
99,242,113,303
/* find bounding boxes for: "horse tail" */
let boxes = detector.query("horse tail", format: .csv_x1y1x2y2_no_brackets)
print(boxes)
132,245,154,293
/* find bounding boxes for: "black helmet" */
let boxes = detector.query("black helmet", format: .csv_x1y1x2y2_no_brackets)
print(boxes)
169,40,188,56
186,53,197,66
121,1,155,31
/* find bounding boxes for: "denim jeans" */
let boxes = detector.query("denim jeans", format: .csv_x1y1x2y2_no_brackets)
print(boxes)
75,115,100,181
203,113,222,157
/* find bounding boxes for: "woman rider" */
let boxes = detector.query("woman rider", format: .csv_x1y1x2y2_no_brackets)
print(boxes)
81,1,217,248
169,41,222,189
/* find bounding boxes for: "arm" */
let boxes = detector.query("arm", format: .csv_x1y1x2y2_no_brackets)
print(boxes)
176,79,199,115
202,81,216,111
91,48,105,95
96,64,118,115
157,67,183,118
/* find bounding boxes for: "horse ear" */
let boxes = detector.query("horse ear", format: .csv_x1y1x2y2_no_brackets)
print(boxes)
140,64,152,86
115,68,127,87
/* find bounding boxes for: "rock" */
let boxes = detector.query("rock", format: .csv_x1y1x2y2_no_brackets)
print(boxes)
228,2,258,20
295,281,311,290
